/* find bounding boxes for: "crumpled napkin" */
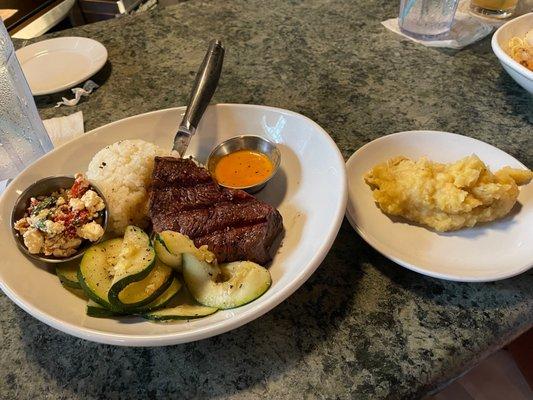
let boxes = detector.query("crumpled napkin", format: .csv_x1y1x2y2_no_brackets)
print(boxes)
42,111,85,147
55,80,99,107
382,0,494,49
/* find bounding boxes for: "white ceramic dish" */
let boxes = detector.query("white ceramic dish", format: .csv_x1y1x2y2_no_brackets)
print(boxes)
16,37,108,95
346,130,533,282
11,0,75,40
491,12,533,94
0,104,347,346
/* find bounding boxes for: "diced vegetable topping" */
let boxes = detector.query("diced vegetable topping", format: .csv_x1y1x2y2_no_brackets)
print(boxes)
14,173,106,257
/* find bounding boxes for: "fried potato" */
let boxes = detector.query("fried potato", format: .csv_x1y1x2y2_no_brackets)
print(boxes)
364,155,532,232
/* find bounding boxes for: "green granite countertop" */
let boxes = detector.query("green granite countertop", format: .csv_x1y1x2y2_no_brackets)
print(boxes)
3,0,532,398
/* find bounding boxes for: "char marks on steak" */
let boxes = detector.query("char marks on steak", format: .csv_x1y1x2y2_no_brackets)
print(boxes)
149,157,283,264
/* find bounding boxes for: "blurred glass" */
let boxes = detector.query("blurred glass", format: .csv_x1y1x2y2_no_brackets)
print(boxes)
0,19,53,181
399,0,461,39
470,0,518,19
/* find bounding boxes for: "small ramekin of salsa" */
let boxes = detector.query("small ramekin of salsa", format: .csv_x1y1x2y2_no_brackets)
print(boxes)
207,135,281,193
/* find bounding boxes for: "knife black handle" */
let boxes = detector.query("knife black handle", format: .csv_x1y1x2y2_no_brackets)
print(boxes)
180,39,225,131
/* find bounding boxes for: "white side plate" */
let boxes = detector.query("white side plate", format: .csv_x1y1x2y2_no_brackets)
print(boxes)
16,36,108,95
346,130,532,282
0,104,347,346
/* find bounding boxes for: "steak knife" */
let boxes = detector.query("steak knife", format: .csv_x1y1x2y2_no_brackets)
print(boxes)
173,39,225,157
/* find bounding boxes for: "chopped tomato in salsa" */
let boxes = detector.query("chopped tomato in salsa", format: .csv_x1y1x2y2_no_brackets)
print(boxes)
70,176,89,198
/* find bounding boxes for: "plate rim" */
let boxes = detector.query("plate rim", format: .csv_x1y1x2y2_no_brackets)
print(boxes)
0,103,348,346
345,130,532,283
16,36,108,96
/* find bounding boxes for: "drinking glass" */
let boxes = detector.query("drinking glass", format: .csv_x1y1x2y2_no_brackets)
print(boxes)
0,20,53,182
469,0,518,19
399,0,461,39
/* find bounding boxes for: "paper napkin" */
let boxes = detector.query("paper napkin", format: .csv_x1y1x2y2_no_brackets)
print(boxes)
42,111,85,147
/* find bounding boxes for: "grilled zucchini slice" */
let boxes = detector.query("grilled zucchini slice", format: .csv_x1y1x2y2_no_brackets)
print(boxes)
154,231,216,271
78,238,123,308
136,276,182,312
182,254,271,309
79,229,169,311
108,226,156,298
144,304,218,321
86,299,122,318
86,277,182,318
108,259,173,310
154,235,182,270
56,262,81,289
143,286,217,321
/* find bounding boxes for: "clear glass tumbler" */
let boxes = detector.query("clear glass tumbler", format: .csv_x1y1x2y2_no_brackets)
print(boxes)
469,0,518,19
0,20,53,181
399,0,460,39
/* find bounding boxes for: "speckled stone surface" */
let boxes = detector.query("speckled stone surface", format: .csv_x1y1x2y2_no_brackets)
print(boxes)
3,0,532,399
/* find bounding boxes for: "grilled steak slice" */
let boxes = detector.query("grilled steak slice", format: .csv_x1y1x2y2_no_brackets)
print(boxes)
150,157,283,264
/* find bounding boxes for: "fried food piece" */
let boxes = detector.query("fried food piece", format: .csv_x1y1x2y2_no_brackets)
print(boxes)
364,155,532,232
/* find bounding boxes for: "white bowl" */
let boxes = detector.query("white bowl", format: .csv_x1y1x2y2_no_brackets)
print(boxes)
0,104,347,346
491,12,533,94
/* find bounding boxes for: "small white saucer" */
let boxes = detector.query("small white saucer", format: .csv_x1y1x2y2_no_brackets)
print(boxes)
346,130,533,282
16,37,107,95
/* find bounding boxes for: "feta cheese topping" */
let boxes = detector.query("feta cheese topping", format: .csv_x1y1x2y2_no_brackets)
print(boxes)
77,221,105,242
14,173,106,258
69,197,85,211
23,228,44,254
81,190,106,215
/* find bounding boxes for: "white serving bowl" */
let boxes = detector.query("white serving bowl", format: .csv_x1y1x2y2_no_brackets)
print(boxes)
0,104,347,346
491,12,533,94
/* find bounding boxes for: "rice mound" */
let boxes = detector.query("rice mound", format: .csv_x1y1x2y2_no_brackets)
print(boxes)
87,139,168,234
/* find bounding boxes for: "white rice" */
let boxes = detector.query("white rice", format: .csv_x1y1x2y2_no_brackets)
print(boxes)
87,139,168,234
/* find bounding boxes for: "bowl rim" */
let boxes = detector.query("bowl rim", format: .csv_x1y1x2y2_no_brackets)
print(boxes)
10,175,109,263
206,134,282,191
491,12,533,81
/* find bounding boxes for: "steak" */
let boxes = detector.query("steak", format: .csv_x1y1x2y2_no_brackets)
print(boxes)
149,156,283,264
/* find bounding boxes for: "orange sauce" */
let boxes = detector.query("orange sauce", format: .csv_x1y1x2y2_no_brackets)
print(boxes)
214,150,273,187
